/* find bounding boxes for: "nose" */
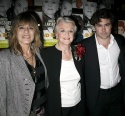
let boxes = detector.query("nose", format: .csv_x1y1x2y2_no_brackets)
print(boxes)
88,5,91,9
102,26,106,31
65,31,70,37
48,3,51,7
68,11,70,16
24,28,29,33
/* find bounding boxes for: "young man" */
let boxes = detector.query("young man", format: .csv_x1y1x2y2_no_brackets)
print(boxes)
80,8,125,116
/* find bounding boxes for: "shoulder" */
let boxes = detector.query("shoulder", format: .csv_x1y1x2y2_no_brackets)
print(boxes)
41,46,56,54
0,49,12,59
113,34,125,40
80,34,95,45
42,46,61,54
113,34,125,43
41,46,62,59
0,49,12,68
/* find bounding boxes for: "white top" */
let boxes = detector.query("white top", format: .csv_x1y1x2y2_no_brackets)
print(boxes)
95,34,121,89
60,58,81,107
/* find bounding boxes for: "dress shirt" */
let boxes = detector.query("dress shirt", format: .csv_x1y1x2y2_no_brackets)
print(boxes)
95,34,121,89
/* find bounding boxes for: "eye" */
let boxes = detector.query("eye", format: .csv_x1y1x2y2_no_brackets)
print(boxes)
28,27,34,30
60,30,65,33
105,23,111,26
69,30,74,33
52,1,56,4
44,0,48,3
96,24,101,27
17,3,21,7
18,26,24,29
85,4,88,6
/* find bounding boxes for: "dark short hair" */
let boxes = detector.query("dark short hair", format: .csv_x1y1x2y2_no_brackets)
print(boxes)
90,8,115,26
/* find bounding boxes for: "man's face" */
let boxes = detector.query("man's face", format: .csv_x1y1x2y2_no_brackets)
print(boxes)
95,18,112,40
61,2,72,16
83,2,97,19
14,0,28,16
42,0,59,16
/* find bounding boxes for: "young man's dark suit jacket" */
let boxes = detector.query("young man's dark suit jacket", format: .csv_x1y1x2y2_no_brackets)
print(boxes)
41,45,86,116
80,34,125,112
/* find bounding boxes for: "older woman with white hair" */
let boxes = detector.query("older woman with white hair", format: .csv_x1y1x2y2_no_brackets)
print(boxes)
41,16,86,116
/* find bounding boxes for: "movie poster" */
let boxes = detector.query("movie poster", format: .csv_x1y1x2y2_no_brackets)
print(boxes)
0,18,11,48
0,0,28,48
42,0,60,47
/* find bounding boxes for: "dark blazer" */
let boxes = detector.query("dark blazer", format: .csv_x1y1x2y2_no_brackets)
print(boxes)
80,34,125,112
41,45,86,116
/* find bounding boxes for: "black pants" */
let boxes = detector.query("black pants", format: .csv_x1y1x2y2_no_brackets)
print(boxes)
61,101,82,116
90,82,124,116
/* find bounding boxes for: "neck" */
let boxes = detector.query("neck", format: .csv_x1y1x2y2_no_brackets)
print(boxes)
55,44,71,54
22,45,31,54
97,37,111,49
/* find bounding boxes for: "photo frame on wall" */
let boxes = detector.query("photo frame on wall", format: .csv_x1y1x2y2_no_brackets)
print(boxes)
118,20,125,37
34,0,42,6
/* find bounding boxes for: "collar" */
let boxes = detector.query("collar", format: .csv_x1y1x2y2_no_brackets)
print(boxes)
95,34,115,49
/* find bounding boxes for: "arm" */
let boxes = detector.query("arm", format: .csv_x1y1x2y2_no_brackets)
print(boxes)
0,55,7,116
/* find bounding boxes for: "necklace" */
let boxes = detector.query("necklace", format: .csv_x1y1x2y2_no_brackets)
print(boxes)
23,54,33,60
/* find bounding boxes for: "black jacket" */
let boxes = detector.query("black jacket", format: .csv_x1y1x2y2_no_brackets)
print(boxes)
80,34,125,112
41,45,86,116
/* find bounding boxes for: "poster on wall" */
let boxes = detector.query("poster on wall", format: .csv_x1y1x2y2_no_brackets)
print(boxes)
118,20,125,37
42,0,61,47
0,18,11,48
82,0,97,39
72,8,84,43
0,0,28,48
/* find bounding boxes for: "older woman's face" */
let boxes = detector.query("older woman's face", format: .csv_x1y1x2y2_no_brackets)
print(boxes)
83,2,97,19
56,21,75,46
42,0,59,16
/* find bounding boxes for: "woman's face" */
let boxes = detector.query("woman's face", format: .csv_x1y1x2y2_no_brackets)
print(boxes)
61,2,72,16
118,26,124,35
14,0,28,16
56,21,75,46
42,0,59,16
0,0,11,13
17,24,35,47
83,2,97,19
